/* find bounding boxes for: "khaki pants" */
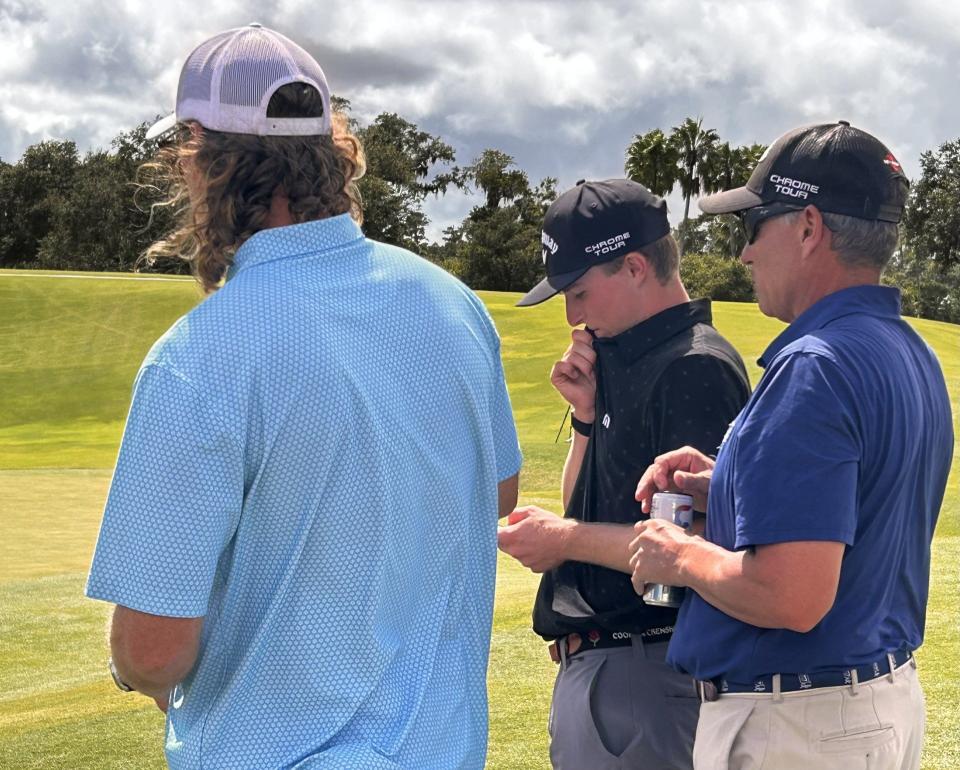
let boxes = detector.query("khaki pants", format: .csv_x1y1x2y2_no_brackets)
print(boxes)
693,659,924,770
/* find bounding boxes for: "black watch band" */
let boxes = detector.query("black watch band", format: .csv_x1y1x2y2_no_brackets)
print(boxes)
570,414,593,437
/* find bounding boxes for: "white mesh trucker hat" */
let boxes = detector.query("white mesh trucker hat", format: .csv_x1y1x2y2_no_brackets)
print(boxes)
146,23,332,140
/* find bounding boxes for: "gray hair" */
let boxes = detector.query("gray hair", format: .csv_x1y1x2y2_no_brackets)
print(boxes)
820,212,899,270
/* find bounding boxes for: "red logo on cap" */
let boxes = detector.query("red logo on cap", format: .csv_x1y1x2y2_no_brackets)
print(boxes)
884,153,902,173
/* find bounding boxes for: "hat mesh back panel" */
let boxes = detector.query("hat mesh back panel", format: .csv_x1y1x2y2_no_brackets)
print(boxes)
178,35,227,104
219,33,293,107
287,44,325,87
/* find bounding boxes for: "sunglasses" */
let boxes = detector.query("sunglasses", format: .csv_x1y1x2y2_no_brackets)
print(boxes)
736,203,805,244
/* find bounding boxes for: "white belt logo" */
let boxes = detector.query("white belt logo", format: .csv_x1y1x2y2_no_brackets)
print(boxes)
769,174,819,200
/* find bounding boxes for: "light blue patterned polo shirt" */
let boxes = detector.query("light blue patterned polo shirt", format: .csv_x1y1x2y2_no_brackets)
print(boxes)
86,214,522,769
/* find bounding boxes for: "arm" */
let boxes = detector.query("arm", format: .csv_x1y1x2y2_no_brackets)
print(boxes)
498,505,636,573
551,329,596,508
498,473,519,519
110,606,204,709
629,521,844,631
560,430,589,510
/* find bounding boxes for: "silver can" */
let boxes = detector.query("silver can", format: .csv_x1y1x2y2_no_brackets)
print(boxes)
642,493,694,607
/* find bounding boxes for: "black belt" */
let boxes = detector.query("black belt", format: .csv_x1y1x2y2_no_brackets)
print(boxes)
696,649,915,702
549,626,674,663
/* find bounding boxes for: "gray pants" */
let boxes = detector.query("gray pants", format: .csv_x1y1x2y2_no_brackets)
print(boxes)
549,637,700,769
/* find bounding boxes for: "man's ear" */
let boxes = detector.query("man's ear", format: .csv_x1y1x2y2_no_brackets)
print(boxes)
799,205,827,256
623,251,649,285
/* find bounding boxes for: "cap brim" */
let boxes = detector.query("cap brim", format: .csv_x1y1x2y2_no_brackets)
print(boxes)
145,113,177,141
515,267,588,307
698,186,764,215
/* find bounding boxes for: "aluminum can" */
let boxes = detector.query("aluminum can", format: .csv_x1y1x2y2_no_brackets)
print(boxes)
642,493,694,607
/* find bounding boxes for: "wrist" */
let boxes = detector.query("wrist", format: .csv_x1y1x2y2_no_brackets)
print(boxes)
559,518,580,561
570,413,593,437
674,534,705,588
571,406,595,423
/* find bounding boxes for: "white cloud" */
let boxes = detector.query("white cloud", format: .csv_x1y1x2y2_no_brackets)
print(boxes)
1,0,958,230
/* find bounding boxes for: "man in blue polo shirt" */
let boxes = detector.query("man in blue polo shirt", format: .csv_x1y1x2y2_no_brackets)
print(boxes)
85,25,520,769
629,121,952,770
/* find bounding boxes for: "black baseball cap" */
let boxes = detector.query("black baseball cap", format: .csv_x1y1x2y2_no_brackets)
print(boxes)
699,121,909,222
517,179,671,307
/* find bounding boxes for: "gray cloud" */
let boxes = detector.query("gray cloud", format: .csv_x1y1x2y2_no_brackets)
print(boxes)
2,0,958,237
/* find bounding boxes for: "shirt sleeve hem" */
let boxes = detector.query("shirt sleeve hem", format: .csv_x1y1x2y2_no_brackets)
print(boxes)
85,583,208,619
735,529,855,549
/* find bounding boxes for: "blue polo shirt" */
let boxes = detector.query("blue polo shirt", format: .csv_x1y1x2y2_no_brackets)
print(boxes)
87,215,521,769
669,285,953,683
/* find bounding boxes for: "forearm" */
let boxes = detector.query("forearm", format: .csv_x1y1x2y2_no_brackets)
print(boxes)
561,430,589,510
675,538,840,632
111,644,197,700
565,521,635,574
110,607,203,700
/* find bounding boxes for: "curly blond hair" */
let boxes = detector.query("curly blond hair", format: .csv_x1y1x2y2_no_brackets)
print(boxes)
139,87,364,294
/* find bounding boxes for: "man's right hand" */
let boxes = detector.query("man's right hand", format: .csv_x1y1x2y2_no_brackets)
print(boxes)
635,446,715,513
550,328,597,421
498,506,574,573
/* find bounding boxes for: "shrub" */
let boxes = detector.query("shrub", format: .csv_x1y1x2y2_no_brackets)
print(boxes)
680,251,754,302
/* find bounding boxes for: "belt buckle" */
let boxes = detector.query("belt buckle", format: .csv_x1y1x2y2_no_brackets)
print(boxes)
697,679,719,702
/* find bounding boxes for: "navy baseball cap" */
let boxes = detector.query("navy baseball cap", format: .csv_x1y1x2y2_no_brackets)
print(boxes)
699,121,908,222
517,179,671,307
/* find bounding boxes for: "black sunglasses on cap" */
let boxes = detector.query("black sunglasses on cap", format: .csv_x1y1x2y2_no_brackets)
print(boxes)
736,203,806,244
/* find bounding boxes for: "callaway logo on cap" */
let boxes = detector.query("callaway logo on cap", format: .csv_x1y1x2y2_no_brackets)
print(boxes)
699,120,908,222
517,179,670,307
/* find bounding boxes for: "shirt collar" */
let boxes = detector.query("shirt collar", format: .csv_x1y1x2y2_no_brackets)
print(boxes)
594,299,713,364
759,284,902,368
226,214,364,281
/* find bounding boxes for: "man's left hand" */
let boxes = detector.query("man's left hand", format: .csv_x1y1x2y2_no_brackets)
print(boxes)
628,518,691,595
497,506,574,573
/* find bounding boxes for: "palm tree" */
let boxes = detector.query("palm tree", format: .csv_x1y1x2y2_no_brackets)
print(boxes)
670,117,719,253
624,128,679,197
703,141,765,256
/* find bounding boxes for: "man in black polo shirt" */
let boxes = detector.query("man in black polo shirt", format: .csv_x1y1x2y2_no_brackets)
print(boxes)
499,179,749,769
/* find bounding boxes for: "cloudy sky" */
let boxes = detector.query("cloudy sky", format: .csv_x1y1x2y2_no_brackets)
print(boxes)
2,0,958,238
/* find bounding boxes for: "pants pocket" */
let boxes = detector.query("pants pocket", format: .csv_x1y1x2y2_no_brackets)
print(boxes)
817,724,896,755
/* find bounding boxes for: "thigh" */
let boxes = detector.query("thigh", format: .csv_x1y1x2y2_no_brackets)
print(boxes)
549,643,699,770
696,668,926,770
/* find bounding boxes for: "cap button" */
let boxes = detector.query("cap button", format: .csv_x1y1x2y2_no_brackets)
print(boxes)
575,179,586,186
838,120,850,127
249,22,263,27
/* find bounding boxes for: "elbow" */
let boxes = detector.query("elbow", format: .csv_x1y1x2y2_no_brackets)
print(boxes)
775,593,836,634
497,475,520,519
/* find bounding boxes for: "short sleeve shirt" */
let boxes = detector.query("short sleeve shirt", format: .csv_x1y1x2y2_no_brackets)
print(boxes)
86,215,522,769
670,286,953,683
533,300,751,639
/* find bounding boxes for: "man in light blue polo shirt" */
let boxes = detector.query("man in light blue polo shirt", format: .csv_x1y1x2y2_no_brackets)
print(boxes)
629,122,952,770
86,25,520,769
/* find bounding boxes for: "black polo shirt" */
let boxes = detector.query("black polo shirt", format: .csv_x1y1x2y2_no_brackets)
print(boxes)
533,299,750,640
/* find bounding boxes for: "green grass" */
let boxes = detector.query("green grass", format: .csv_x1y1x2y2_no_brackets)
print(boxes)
1,270,958,768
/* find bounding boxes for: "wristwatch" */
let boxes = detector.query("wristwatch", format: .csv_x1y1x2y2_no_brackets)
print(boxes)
108,658,135,692
570,413,593,437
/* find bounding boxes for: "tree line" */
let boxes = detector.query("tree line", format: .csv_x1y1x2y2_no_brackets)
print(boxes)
1,110,958,322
